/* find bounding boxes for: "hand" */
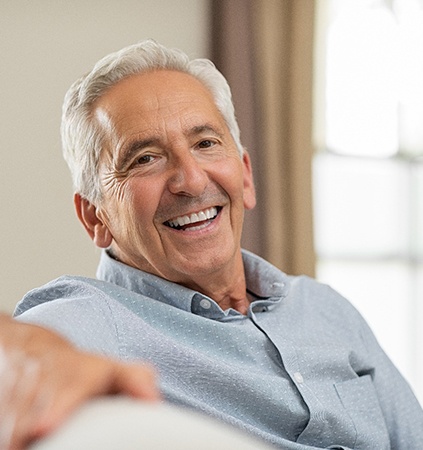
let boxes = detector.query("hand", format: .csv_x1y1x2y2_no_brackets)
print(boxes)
0,314,160,450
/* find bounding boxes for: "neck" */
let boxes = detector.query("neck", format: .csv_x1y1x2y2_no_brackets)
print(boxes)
110,248,250,314
180,252,249,314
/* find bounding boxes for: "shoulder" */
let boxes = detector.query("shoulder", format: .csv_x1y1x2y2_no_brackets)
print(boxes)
14,276,124,356
14,275,118,315
288,274,357,312
284,274,368,335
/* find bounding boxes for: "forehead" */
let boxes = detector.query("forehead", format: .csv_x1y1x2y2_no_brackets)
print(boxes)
93,70,224,135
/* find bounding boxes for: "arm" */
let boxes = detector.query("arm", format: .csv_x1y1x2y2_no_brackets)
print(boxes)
0,314,160,450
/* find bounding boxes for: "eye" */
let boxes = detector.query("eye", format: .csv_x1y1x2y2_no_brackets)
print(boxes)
197,139,216,149
134,154,155,165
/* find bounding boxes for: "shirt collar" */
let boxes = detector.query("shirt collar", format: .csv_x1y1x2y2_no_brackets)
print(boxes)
96,249,290,319
96,251,196,313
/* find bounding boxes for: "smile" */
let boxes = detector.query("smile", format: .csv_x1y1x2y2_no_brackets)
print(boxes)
164,206,220,231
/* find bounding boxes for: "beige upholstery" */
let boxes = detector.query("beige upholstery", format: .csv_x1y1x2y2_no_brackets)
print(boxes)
30,397,274,450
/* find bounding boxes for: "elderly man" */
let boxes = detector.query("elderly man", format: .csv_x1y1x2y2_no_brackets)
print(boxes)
13,41,423,449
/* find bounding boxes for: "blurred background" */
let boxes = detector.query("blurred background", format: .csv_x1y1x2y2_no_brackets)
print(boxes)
1,0,421,403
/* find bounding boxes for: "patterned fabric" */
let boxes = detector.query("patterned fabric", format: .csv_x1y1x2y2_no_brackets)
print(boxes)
15,250,423,449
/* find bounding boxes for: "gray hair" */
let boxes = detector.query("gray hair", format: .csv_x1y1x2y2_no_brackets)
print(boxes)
61,39,243,205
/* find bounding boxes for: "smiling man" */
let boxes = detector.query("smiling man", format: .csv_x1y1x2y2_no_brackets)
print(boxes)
77,69,255,314
14,41,423,449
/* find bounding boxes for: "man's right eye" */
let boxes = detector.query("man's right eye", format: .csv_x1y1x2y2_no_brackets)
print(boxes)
135,155,154,165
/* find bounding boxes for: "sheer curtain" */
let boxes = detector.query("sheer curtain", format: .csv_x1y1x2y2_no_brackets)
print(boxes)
313,0,423,403
211,0,316,277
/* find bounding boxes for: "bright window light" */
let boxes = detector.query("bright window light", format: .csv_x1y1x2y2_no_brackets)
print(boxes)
314,0,423,404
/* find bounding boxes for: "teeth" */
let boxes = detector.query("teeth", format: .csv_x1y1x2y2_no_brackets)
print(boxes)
167,206,218,229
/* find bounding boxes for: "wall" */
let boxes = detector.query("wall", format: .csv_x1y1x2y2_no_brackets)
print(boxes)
0,0,210,313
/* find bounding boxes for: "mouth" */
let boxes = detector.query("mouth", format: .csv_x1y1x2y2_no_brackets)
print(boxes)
164,206,221,231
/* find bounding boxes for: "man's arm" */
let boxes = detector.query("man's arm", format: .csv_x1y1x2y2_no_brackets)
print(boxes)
0,314,160,450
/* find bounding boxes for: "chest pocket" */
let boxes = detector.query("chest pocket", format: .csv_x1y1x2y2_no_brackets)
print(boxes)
335,375,390,449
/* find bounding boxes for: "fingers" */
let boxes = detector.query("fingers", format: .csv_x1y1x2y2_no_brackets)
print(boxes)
111,362,161,402
0,348,53,450
27,354,161,443
0,317,161,449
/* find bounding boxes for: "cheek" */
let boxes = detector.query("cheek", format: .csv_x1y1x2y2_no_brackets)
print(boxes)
213,159,245,199
125,179,162,224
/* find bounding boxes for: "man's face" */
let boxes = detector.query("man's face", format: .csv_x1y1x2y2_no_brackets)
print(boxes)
89,70,255,287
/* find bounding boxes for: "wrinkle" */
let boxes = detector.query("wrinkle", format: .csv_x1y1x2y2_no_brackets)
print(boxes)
102,169,132,203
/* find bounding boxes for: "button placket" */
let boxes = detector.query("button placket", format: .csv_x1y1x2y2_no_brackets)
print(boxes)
293,372,304,384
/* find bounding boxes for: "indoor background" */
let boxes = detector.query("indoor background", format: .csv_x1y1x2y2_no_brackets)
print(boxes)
1,0,421,403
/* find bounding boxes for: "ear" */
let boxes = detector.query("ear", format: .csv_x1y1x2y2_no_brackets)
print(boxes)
74,193,113,248
241,150,256,210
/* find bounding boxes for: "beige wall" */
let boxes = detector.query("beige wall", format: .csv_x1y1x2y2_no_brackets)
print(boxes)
0,0,210,313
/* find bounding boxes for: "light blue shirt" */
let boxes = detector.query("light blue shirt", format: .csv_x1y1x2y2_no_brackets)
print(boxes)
15,250,423,449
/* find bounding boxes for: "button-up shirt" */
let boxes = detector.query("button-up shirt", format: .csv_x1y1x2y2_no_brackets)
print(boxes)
15,250,423,449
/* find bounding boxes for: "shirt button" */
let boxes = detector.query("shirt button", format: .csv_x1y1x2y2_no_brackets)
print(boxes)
293,372,304,384
199,299,211,310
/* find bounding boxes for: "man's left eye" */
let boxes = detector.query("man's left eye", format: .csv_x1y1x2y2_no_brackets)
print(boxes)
197,140,215,149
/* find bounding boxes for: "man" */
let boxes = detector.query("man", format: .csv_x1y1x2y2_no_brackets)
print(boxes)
13,40,423,448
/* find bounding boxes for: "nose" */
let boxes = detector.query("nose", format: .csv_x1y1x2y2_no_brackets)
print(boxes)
167,151,209,197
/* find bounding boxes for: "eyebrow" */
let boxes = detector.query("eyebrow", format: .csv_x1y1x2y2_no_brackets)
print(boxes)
187,124,225,140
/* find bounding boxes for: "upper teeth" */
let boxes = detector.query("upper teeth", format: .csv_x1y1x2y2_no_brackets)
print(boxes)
167,206,218,228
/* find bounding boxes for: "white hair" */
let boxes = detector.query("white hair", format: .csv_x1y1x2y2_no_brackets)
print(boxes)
61,40,243,204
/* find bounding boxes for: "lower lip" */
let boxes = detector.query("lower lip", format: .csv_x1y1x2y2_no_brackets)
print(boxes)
185,221,213,232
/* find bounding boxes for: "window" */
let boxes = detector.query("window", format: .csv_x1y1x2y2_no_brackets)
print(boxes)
314,0,423,403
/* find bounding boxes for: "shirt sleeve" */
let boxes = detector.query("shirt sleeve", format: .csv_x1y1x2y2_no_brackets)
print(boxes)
357,313,423,448
14,277,122,358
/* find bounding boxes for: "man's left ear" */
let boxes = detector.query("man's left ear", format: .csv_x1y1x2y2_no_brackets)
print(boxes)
242,150,256,210
74,193,113,248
